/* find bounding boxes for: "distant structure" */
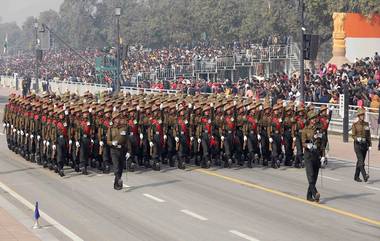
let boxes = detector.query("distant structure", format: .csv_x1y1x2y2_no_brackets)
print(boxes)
329,12,380,66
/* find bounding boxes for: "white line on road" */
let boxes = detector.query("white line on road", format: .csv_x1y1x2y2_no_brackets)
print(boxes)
229,230,260,241
0,181,84,241
322,176,341,181
365,186,380,192
180,209,208,221
143,193,166,203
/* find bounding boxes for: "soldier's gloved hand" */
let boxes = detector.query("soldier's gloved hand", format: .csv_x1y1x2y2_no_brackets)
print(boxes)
112,141,118,146
149,141,154,147
136,106,140,111
197,138,201,144
356,137,362,142
164,135,168,140
293,137,296,141
244,135,248,141
91,139,94,143
175,137,179,142
99,141,104,146
2,123,5,127
43,140,46,145
87,121,91,126
37,135,41,140
125,152,131,160
46,141,50,147
257,134,261,141
139,134,143,140
69,140,72,145
11,125,14,129
6,123,9,127
306,143,313,150
12,128,16,133
320,157,326,167
190,136,194,142
279,118,282,123
269,137,273,143
20,131,24,136
65,110,69,115
76,141,80,147
221,136,225,141
52,145,56,150
369,146,372,151
17,130,20,135
25,133,29,137
30,134,34,139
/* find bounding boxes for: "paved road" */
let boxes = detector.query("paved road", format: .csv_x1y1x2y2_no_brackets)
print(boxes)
0,133,379,241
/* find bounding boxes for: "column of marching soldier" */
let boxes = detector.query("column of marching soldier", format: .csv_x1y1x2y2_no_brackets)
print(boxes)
2,90,371,201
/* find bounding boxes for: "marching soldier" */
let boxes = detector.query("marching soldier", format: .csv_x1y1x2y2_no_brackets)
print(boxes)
243,103,261,167
270,104,283,168
78,108,92,175
318,105,332,167
174,105,189,169
259,102,271,166
352,108,370,182
294,105,306,168
107,111,128,190
283,104,295,166
302,111,322,202
55,109,68,177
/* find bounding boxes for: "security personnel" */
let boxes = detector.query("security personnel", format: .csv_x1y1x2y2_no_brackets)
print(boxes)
352,108,370,182
302,111,322,202
107,111,128,190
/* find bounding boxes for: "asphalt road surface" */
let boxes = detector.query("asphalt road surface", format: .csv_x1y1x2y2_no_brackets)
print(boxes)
0,132,379,241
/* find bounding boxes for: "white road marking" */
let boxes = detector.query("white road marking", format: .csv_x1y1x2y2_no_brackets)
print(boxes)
329,158,380,171
180,209,208,221
0,181,84,241
322,176,341,181
143,193,166,203
0,133,5,136
365,186,380,192
229,230,260,241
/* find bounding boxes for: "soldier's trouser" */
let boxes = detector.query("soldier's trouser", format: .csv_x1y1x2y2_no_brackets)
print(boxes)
260,130,270,165
271,133,281,166
294,134,303,166
223,132,234,161
57,136,66,171
354,142,368,179
110,147,124,183
304,149,320,199
80,136,90,167
102,144,111,168
283,130,293,166
201,133,210,166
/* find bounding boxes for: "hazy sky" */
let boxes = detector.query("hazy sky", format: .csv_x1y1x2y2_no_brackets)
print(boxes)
0,0,64,25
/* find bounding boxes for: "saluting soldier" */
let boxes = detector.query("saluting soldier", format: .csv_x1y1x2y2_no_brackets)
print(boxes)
302,111,322,202
352,108,370,182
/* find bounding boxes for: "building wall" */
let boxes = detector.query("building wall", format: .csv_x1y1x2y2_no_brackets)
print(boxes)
344,13,380,62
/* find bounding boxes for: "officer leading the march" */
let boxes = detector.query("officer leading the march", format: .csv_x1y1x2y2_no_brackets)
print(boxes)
302,111,322,202
352,108,370,182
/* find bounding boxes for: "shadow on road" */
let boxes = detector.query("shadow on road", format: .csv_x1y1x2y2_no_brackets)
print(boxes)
320,193,374,204
0,167,40,175
124,179,181,192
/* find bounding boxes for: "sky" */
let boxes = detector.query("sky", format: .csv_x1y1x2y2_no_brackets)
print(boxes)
0,0,64,25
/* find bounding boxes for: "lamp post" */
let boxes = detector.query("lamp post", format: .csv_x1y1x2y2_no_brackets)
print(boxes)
299,0,305,103
34,20,39,93
115,7,121,94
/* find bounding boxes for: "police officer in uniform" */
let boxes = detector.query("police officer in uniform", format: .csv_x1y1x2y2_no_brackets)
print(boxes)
352,108,370,182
